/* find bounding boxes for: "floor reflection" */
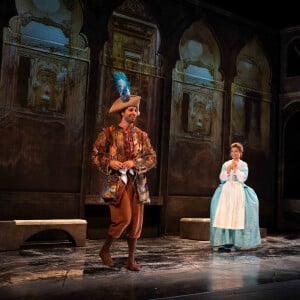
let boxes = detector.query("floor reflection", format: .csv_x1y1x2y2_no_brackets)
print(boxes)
0,235,299,299
208,253,261,290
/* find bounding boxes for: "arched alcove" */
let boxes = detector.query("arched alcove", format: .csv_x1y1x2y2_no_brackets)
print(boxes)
232,37,271,150
169,19,224,195
231,38,272,219
0,0,90,219
89,0,162,201
97,0,161,132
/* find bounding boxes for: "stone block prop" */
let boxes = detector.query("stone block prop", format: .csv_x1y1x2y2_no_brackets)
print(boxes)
180,217,267,241
180,218,210,241
0,219,87,251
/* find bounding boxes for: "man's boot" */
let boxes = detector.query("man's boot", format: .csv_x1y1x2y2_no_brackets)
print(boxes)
99,235,115,267
127,238,140,271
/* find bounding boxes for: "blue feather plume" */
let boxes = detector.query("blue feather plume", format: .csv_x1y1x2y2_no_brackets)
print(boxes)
114,71,130,102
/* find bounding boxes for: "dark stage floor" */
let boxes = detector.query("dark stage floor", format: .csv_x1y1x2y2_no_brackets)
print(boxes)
0,234,299,299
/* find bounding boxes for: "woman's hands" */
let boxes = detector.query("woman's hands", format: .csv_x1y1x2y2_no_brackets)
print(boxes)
226,160,238,173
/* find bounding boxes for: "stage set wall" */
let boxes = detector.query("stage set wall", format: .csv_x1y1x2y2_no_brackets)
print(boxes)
0,0,299,239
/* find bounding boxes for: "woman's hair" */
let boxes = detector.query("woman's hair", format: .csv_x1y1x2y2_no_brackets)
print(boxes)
230,142,244,154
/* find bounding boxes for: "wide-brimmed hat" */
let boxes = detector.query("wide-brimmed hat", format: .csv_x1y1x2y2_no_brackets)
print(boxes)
109,95,141,115
109,72,141,115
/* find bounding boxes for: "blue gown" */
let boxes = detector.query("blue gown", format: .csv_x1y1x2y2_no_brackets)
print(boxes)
210,160,261,249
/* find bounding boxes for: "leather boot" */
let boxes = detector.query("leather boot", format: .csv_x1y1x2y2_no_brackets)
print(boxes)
127,238,140,271
99,235,115,267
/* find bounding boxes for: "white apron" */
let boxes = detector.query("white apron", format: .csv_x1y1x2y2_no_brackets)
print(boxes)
213,181,245,229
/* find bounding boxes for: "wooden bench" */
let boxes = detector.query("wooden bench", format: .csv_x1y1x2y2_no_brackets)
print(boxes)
0,219,87,251
180,218,267,241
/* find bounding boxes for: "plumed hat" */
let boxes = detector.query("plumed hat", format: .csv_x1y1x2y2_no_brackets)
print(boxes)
109,72,141,115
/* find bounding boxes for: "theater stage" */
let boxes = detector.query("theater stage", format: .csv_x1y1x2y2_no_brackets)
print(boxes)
0,234,299,299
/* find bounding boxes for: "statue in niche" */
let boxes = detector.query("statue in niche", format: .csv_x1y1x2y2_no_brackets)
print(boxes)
36,70,55,112
186,93,212,136
28,58,67,114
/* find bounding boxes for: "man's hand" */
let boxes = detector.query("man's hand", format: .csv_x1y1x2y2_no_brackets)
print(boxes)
109,160,123,170
109,160,135,170
122,160,135,169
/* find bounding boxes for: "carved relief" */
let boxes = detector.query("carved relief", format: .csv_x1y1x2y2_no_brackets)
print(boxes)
27,57,67,114
183,92,212,136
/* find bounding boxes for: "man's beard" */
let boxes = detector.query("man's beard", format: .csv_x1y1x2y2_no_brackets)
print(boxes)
126,116,136,124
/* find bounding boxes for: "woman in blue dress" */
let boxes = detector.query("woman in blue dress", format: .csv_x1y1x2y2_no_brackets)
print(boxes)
210,142,261,251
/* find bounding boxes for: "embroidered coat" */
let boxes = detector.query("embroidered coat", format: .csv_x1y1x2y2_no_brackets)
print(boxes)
91,125,156,173
91,125,156,203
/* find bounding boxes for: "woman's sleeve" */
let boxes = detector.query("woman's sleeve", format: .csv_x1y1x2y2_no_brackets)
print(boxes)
219,163,229,182
235,162,248,183
91,128,111,175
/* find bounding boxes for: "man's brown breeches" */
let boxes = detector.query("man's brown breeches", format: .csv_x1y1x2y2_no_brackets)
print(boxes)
108,179,144,239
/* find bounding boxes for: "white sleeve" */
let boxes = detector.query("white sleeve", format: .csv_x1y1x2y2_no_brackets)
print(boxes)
233,161,248,183
234,169,246,182
219,162,229,182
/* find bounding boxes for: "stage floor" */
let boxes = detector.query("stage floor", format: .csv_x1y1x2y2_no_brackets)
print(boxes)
0,234,299,299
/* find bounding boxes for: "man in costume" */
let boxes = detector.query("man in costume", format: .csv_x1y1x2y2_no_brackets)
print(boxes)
91,72,156,271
